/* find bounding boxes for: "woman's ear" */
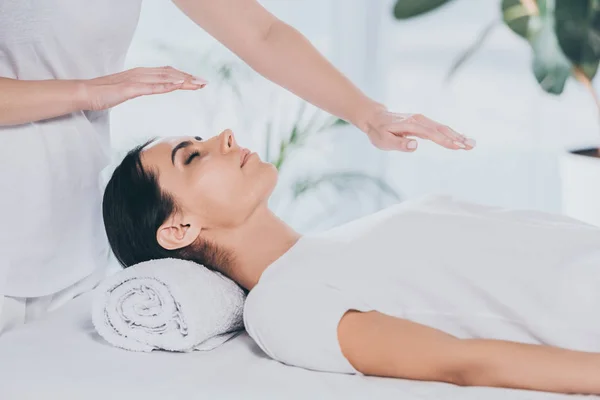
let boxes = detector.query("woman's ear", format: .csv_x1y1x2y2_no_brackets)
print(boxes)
156,214,202,251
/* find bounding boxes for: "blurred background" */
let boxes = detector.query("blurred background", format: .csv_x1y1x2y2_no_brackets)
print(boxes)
109,0,600,233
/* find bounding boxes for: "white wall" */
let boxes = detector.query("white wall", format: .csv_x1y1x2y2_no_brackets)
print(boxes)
381,0,600,213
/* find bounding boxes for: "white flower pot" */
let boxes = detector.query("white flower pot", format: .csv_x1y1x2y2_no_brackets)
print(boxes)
560,149,600,227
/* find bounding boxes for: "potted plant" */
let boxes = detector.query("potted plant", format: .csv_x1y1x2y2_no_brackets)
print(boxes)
394,0,600,226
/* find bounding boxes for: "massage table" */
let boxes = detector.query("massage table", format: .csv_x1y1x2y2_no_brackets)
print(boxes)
0,291,591,399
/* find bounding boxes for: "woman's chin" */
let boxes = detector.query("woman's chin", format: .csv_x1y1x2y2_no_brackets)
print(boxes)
260,166,279,198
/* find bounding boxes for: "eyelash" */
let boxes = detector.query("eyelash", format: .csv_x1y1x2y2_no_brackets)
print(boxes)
185,151,200,165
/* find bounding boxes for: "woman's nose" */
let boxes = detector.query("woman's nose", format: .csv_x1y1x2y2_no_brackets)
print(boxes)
219,129,237,154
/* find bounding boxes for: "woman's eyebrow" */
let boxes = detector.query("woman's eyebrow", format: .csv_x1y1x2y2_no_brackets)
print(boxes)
171,140,192,165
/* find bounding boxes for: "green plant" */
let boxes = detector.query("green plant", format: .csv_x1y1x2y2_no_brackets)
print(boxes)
263,105,400,229
393,0,600,111
265,102,347,171
264,102,400,209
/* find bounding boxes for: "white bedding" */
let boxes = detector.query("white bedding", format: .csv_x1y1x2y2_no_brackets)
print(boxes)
0,291,592,400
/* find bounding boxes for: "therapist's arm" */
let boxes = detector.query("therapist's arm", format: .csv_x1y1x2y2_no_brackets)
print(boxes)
172,0,376,129
0,67,205,126
338,310,600,395
172,0,474,152
0,77,85,126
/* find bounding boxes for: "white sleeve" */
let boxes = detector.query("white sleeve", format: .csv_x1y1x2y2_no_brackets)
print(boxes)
243,282,372,375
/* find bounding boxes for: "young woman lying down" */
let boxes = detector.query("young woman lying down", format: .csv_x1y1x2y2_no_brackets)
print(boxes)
102,130,600,395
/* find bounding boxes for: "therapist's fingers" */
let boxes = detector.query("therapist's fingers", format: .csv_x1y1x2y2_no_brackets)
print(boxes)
128,82,185,97
366,110,475,152
367,125,418,152
148,66,195,79
406,114,463,140
146,66,208,89
388,121,464,150
407,114,476,149
128,67,207,90
177,79,208,91
386,116,475,151
386,136,419,152
158,66,207,87
83,66,208,111
132,74,207,91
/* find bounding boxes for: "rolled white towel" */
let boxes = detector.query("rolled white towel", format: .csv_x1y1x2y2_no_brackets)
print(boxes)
92,258,246,352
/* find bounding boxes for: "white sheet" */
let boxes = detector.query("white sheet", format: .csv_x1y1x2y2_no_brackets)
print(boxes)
0,291,592,400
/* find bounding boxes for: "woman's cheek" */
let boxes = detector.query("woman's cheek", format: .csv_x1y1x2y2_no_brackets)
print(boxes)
199,170,240,204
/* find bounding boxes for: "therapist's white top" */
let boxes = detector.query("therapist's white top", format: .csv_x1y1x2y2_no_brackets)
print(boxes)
0,0,142,296
244,196,600,374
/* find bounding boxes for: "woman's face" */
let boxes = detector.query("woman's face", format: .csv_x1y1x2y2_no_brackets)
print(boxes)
141,129,278,230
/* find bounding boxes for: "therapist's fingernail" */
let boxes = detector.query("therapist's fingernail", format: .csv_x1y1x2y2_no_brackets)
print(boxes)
465,138,477,147
407,140,417,150
454,141,467,149
192,77,208,85
173,79,185,84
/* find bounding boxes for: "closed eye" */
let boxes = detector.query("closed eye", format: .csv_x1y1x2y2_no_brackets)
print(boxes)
185,151,200,165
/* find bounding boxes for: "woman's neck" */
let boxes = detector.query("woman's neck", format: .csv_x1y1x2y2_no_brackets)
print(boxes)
204,205,301,291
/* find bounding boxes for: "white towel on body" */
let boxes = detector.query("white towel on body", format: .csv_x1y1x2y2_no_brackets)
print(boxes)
92,258,246,352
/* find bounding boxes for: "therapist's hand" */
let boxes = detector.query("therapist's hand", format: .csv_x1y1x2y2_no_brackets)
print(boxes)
79,66,208,111
361,106,476,152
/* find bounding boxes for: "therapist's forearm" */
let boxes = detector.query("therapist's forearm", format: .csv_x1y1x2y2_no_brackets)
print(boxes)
243,21,384,132
0,77,85,126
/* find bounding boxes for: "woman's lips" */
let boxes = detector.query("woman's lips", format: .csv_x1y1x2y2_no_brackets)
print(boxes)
240,148,251,167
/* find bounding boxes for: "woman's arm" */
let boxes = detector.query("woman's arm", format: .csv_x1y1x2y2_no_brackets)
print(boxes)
172,0,474,152
0,67,205,126
338,310,600,395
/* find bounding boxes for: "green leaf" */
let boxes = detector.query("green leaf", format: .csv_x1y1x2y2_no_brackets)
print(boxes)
555,0,600,79
289,125,299,145
502,0,538,39
332,118,349,126
216,63,243,100
530,15,573,94
579,59,600,79
274,140,287,171
393,0,454,19
538,0,551,15
300,106,321,138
